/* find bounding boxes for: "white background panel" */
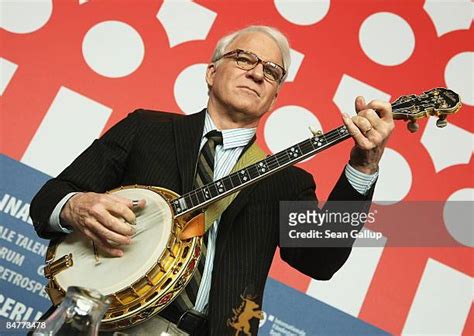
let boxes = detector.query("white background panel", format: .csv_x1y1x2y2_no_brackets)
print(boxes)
21,86,112,176
402,258,473,335
306,229,386,316
0,57,18,96
333,74,391,116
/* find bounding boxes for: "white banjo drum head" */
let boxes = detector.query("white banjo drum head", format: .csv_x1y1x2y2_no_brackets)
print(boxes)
54,188,172,295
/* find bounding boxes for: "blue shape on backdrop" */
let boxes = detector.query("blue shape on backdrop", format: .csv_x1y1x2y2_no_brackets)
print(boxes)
0,154,52,333
259,278,389,336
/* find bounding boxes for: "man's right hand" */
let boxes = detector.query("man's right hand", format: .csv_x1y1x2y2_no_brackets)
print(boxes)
60,192,146,257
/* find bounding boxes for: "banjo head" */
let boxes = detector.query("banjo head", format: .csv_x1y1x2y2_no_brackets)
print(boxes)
54,187,173,295
44,185,203,331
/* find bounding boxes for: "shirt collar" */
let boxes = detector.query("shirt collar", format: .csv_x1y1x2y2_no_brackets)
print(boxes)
203,111,256,150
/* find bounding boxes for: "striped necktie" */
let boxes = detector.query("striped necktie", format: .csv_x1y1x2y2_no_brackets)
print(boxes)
173,130,223,311
194,130,223,188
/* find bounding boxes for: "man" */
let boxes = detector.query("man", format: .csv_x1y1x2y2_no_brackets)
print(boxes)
30,25,393,335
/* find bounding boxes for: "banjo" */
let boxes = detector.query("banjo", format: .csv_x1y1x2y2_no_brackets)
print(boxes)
43,88,461,331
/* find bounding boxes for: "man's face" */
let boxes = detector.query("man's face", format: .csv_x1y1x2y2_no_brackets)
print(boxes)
206,32,283,126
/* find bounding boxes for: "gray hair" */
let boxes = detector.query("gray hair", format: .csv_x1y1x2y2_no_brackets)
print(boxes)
211,25,291,82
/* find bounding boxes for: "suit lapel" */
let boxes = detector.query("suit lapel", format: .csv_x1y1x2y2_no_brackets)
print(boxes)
173,109,206,194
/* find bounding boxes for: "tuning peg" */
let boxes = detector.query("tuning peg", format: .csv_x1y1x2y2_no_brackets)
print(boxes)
407,120,419,133
436,118,448,128
309,126,322,136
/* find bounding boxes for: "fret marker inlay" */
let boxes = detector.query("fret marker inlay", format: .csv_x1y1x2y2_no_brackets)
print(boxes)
313,137,323,147
289,147,300,158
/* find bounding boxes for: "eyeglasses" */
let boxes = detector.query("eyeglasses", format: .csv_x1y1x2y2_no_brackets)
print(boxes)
216,49,286,83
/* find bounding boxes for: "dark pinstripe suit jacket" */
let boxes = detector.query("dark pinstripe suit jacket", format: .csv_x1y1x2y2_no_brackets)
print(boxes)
30,109,374,335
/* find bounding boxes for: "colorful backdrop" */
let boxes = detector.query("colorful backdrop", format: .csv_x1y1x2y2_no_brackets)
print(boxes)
1,0,472,335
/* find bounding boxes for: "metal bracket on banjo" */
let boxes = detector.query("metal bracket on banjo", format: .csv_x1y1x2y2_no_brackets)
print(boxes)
309,126,323,137
44,253,73,279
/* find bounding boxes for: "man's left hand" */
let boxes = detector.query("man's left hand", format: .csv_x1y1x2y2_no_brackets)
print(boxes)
342,96,395,174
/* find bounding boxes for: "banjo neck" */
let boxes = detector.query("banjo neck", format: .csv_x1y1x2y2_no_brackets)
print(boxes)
171,88,461,218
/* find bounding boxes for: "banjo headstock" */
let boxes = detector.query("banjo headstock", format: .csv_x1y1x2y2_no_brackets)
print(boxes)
391,88,462,132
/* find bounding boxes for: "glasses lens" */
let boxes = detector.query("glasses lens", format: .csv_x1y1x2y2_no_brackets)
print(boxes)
263,63,283,82
235,51,258,69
